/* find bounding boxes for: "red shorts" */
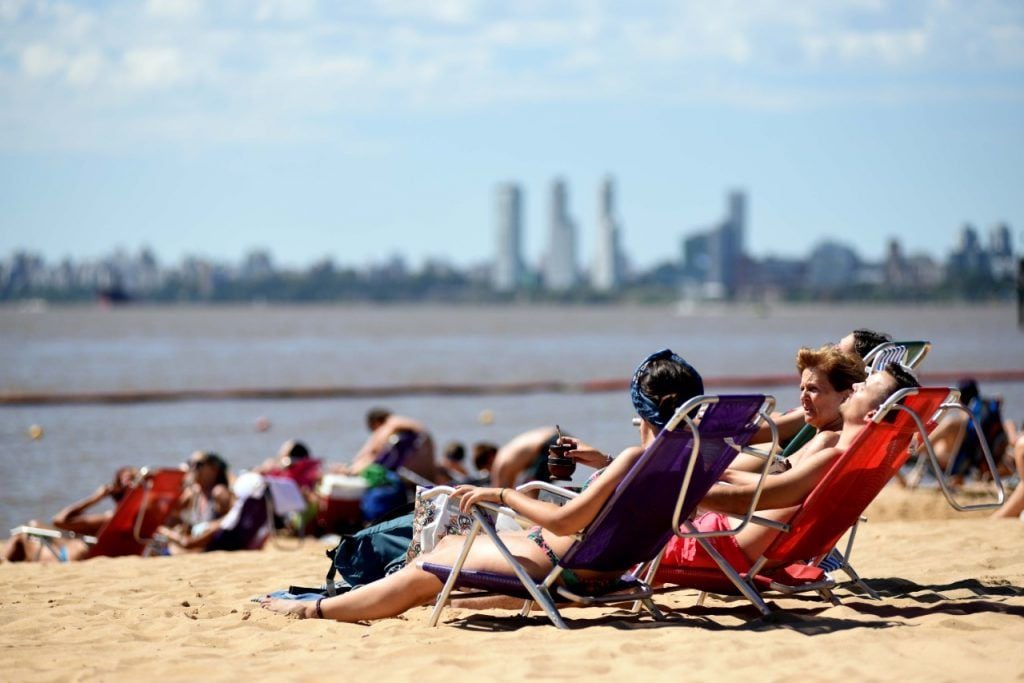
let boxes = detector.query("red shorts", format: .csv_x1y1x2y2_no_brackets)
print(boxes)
661,512,752,572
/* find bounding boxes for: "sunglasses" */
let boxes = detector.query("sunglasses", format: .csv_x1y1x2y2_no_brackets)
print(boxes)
189,460,208,470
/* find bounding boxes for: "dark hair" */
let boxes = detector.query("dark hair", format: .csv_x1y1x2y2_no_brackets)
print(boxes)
284,440,309,460
633,351,704,428
472,442,498,472
202,452,230,488
957,378,979,406
443,441,465,462
885,362,921,393
365,407,392,429
852,328,893,359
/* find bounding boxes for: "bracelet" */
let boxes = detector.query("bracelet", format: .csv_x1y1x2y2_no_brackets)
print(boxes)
498,488,507,506
314,597,324,619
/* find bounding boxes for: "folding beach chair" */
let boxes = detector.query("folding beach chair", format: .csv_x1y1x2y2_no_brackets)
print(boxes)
655,386,1005,614
263,474,311,548
205,473,274,552
419,394,779,629
376,431,435,488
10,468,186,561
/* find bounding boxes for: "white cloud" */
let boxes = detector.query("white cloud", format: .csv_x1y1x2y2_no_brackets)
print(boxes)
145,0,201,21
1,1,1022,151
21,43,67,78
65,50,104,87
255,0,316,23
0,0,29,22
120,48,188,88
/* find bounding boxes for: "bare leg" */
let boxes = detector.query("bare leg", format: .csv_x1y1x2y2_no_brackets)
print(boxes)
261,531,554,622
992,437,1024,519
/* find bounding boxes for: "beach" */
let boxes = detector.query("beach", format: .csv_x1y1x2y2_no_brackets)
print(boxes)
2,485,1022,683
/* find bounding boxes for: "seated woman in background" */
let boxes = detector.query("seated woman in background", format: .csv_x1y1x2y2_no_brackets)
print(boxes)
3,466,139,563
157,452,234,553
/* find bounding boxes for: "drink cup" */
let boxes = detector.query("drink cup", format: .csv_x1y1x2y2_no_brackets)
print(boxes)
547,442,576,480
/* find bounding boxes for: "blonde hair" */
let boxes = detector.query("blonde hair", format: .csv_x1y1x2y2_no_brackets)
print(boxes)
796,344,866,392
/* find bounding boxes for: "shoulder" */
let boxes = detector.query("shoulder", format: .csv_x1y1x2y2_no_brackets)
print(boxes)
811,430,841,448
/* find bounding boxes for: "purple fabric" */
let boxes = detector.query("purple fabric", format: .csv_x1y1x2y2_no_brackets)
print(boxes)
560,395,762,572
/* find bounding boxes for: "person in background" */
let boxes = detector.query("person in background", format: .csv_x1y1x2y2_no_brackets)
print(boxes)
333,408,441,484
3,466,140,563
749,328,889,447
257,439,322,496
488,426,569,488
439,441,470,483
471,442,499,483
157,451,234,553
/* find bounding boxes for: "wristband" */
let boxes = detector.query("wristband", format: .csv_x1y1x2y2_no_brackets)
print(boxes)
499,488,507,506
315,597,324,619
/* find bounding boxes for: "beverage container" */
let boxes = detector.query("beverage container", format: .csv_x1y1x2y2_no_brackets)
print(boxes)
547,440,576,480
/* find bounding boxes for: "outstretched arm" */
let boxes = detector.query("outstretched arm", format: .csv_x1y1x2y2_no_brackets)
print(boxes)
454,445,644,536
704,444,842,515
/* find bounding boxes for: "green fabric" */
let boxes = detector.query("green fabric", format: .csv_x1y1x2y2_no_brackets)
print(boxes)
361,463,394,488
780,423,817,458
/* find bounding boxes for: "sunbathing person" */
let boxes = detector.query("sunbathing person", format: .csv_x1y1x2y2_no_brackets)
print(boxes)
3,466,140,563
332,407,441,484
658,360,920,573
156,452,234,553
750,328,887,446
736,345,867,475
259,348,705,622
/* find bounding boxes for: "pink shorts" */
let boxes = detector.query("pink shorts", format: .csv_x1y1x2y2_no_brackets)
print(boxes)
661,511,752,572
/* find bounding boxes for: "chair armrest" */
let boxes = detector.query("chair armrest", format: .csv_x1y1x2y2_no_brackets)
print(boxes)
515,480,580,501
9,525,98,544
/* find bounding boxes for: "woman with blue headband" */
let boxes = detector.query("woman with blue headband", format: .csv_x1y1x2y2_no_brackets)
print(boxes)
260,349,704,623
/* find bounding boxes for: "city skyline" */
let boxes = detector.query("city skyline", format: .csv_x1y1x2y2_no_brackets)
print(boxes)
1,2,1022,270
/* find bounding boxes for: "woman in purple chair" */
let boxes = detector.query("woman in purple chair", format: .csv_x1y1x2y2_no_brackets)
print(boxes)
259,349,704,623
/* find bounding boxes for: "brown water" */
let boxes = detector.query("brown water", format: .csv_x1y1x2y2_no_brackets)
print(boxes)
1,302,1021,532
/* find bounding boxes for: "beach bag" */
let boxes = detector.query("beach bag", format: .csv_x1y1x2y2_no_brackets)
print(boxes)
323,512,414,595
405,486,521,564
359,465,407,523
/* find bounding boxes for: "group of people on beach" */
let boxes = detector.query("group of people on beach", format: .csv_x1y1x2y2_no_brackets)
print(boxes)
6,328,1024,628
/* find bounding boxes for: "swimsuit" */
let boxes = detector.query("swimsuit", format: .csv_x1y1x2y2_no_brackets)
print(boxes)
660,511,752,572
526,525,622,593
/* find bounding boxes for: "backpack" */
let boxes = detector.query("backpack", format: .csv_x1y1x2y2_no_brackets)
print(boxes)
321,511,414,596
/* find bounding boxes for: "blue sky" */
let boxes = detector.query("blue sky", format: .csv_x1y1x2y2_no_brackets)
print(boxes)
1,0,1022,271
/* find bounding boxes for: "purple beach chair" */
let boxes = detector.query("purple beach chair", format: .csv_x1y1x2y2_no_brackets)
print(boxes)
419,393,779,629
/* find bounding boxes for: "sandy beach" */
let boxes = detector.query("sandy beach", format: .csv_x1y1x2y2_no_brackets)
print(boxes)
2,484,1022,683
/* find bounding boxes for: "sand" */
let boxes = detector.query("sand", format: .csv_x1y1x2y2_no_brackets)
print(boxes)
2,484,1023,683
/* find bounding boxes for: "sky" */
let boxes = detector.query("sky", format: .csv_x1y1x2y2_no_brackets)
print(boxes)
1,0,1022,272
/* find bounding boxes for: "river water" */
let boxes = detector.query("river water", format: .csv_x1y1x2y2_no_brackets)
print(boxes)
1,302,1021,532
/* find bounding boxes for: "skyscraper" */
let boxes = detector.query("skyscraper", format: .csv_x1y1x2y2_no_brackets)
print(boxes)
544,178,577,291
592,175,624,292
493,182,524,292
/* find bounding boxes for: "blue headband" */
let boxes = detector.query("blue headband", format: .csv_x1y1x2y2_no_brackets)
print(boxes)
630,348,703,429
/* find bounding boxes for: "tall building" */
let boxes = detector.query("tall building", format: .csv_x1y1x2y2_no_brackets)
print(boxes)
544,178,578,291
592,175,624,292
680,189,747,299
493,182,524,292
